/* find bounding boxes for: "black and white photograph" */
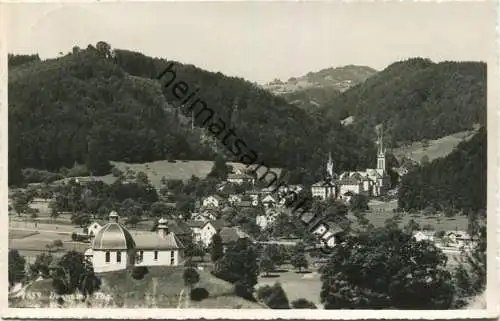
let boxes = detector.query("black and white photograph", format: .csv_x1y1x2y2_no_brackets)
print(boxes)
3,1,497,318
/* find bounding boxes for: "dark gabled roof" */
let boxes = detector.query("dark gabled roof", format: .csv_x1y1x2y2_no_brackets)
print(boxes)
166,219,192,235
219,226,250,244
239,200,252,207
186,220,205,228
134,232,184,250
211,219,230,230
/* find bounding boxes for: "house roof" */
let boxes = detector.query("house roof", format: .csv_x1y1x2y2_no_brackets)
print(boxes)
312,180,336,187
239,200,253,207
211,219,230,230
92,222,136,250
186,220,205,228
219,226,250,244
134,232,184,250
205,195,224,202
166,219,192,235
228,173,253,180
339,177,361,185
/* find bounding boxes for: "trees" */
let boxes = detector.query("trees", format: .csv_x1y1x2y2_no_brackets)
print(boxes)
256,282,290,309
79,261,101,299
453,212,486,307
320,225,455,309
349,194,369,212
291,242,308,272
207,155,231,180
214,238,259,293
259,255,275,277
291,298,317,309
210,233,224,262
51,251,89,295
183,267,200,291
28,252,54,279
8,250,26,286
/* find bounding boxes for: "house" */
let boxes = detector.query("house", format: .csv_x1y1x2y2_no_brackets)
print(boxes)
261,195,277,208
88,212,184,273
202,195,224,208
311,180,337,200
239,200,253,208
413,230,435,242
310,221,344,248
186,220,219,248
227,171,255,185
445,231,472,248
219,226,251,251
339,177,363,197
256,208,280,230
228,194,242,206
191,210,218,222
87,222,104,239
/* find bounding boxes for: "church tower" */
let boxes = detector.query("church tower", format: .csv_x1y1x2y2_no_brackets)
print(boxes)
376,125,386,172
326,152,334,179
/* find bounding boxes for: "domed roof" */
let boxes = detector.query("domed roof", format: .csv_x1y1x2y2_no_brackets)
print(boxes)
92,222,136,250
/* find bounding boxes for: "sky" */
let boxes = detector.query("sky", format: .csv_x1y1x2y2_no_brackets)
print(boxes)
5,1,496,84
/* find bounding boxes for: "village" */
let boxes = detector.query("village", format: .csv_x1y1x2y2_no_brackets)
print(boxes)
8,136,474,309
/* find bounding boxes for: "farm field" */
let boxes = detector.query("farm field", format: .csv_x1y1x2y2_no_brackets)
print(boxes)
51,160,282,190
392,129,478,163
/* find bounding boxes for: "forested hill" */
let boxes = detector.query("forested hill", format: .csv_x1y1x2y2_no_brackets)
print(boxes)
398,127,486,212
319,58,486,146
8,43,377,185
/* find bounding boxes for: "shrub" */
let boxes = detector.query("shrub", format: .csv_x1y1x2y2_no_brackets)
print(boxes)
21,168,64,184
256,283,290,309
291,298,317,309
234,281,255,301
111,167,124,178
131,266,148,280
190,287,209,301
71,232,77,241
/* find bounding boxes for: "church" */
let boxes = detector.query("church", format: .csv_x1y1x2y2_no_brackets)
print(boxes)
311,126,391,201
85,211,185,273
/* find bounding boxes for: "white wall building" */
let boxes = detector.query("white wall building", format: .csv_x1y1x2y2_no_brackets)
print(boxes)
89,212,184,273
202,195,224,208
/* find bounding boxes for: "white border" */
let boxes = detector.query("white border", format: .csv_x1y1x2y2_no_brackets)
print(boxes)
1,0,499,319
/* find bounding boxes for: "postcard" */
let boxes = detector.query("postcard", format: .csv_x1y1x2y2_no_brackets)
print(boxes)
2,1,498,319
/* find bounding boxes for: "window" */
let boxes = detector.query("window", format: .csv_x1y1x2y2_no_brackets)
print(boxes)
117,251,121,263
154,251,158,260
170,251,175,265
105,251,110,263
136,251,144,264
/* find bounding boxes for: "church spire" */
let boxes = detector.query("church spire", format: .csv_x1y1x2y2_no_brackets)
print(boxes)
326,152,334,179
376,124,386,171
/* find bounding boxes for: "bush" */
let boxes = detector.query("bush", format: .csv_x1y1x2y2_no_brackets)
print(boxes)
65,162,90,177
71,232,77,241
291,298,317,309
111,167,124,178
190,287,209,301
21,168,63,184
256,283,290,309
234,281,255,301
131,266,149,280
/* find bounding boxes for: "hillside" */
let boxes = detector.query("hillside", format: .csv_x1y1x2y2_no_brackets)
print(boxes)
263,65,377,110
8,44,378,186
13,267,265,308
398,127,486,212
392,128,479,164
321,58,486,146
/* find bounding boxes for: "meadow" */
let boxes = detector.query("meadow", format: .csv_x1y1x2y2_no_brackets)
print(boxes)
50,160,281,190
392,129,478,163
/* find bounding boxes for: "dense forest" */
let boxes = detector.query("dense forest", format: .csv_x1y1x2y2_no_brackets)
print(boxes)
318,58,486,146
8,43,377,186
398,127,486,212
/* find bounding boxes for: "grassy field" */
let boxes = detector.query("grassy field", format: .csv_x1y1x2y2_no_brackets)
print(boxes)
257,266,323,308
359,200,469,231
9,230,40,240
95,266,265,308
392,129,478,163
51,160,281,190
